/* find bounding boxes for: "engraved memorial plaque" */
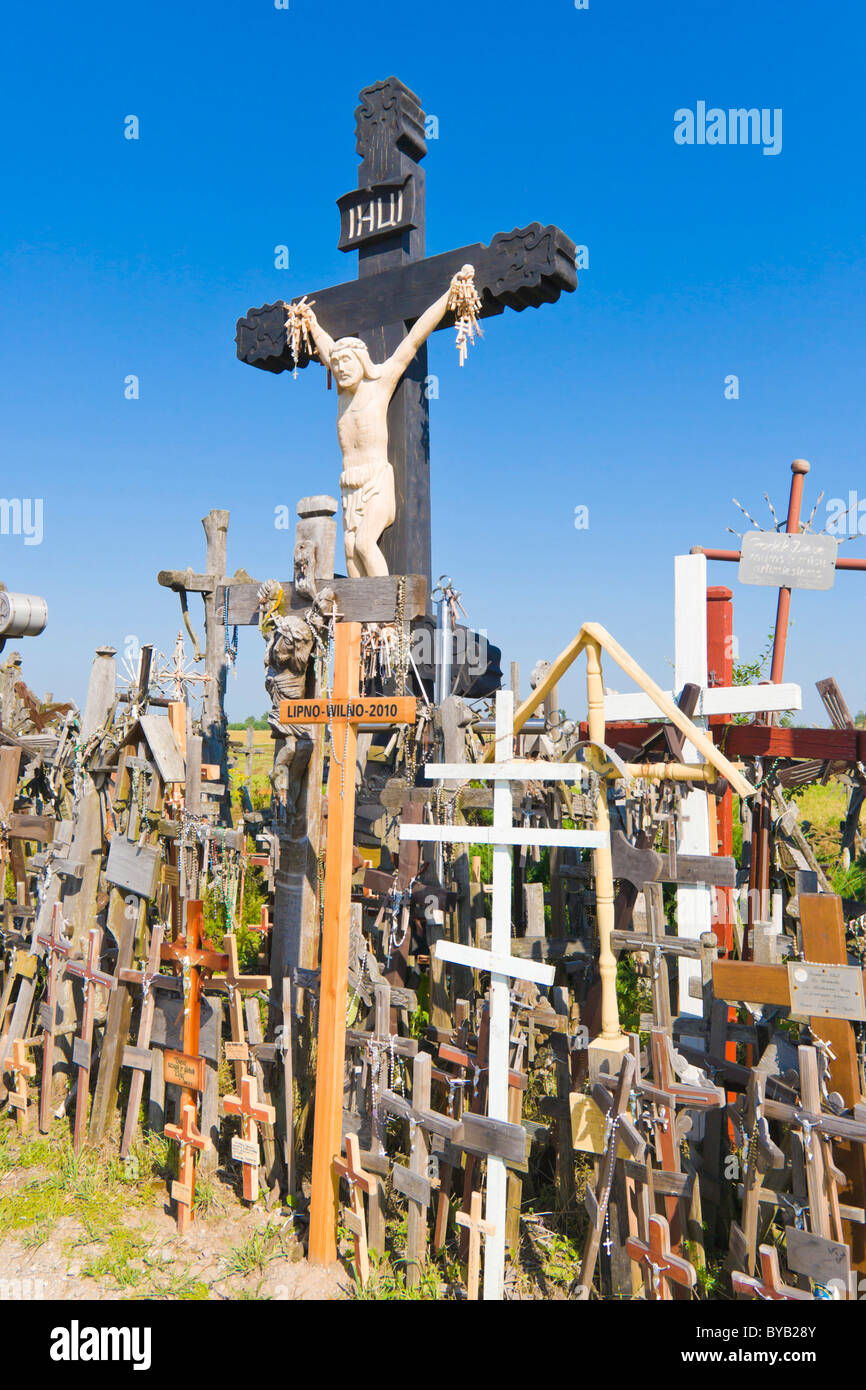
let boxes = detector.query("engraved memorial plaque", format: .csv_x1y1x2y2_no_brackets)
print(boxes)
231,1136,260,1167
787,962,866,1021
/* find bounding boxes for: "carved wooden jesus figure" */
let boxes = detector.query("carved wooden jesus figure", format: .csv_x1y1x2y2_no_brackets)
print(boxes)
294,267,473,578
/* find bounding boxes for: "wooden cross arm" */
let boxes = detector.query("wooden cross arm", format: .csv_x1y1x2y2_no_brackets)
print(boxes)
208,972,272,994
713,958,866,1008
236,223,577,374
455,1207,496,1238
222,574,427,627
333,1156,377,1197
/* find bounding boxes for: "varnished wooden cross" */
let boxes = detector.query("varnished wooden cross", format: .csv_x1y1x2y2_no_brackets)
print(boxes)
8,1038,36,1129
333,1132,378,1288
165,1103,212,1233
208,930,271,1091
578,1050,646,1293
36,903,72,1134
66,927,115,1152
626,1214,697,1300
456,1189,496,1301
732,1243,814,1301
303,621,416,1266
223,1074,276,1203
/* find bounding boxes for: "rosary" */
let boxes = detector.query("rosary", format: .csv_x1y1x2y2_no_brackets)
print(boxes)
446,265,483,366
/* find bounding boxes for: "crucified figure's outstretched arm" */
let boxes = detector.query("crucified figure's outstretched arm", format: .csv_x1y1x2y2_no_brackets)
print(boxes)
378,265,475,389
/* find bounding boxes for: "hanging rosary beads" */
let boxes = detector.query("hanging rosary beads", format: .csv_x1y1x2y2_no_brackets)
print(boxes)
446,264,483,367
284,297,316,378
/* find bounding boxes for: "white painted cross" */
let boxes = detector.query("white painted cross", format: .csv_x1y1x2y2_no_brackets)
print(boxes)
400,689,605,1300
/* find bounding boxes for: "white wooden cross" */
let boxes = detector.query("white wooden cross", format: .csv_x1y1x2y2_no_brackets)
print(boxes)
400,689,605,1301
602,554,803,1017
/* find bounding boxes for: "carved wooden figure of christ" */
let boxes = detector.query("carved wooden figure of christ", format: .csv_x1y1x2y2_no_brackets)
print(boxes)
236,76,578,583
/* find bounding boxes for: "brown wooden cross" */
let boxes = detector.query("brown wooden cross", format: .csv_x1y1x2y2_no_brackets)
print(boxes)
731,1068,784,1275
713,892,866,1269
223,1074,276,1203
301,622,416,1265
66,926,115,1152
379,1051,437,1287
118,922,171,1158
208,930,271,1091
578,1050,646,1294
8,1037,36,1129
626,1214,697,1300
333,1132,378,1288
732,1243,814,1301
165,1102,212,1232
456,1189,496,1301
36,903,72,1134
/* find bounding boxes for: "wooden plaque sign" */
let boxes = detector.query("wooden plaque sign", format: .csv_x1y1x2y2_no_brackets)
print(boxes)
787,962,866,1021
171,1181,192,1206
570,1094,631,1159
72,1038,91,1071
278,696,416,725
231,1135,260,1167
11,949,37,980
739,532,837,591
786,1228,851,1293
164,1049,206,1092
224,1042,250,1061
105,836,162,900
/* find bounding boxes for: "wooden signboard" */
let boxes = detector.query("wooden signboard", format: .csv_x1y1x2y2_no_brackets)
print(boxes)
105,837,162,901
164,1049,206,1092
570,1093,632,1160
278,696,416,726
739,532,837,591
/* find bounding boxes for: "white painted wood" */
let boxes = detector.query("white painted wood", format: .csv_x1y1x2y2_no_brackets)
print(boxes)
674,554,712,1019
433,940,555,987
424,761,589,782
398,825,605,848
602,683,801,721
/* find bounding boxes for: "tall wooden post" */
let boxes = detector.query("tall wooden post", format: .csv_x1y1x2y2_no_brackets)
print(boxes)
308,622,362,1265
201,509,230,821
584,640,621,1050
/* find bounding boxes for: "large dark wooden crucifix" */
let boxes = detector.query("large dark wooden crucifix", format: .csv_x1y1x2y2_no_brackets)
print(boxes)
236,76,578,583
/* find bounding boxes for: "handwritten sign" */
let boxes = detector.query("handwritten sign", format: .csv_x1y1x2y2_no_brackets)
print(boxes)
787,962,866,1021
164,1049,206,1091
739,532,837,591
231,1136,260,1167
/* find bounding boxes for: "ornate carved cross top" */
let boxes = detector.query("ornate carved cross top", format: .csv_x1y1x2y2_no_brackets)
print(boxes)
236,76,578,581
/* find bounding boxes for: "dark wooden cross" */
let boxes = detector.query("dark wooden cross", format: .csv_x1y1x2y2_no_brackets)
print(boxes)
66,926,116,1152
235,76,578,581
578,1050,646,1293
118,922,173,1158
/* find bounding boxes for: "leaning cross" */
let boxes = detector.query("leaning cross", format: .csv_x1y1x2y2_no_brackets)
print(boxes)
732,1244,814,1302
36,903,72,1134
455,1189,497,1302
405,688,604,1299
333,1133,378,1289
208,931,271,1091
66,926,115,1153
626,1214,697,1301
8,1038,36,1128
223,1074,276,1204
118,922,171,1158
235,76,577,581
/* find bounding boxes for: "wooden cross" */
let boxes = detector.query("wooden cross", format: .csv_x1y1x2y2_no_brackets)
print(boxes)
731,1068,784,1275
577,1050,646,1293
165,1102,212,1233
236,76,577,582
208,931,271,1091
732,1243,814,1301
118,922,171,1158
333,1133,378,1288
455,1189,496,1302
408,688,602,1298
66,926,115,1153
222,1074,276,1203
377,1051,438,1286
626,1214,697,1300
304,621,416,1265
8,1038,36,1129
36,903,72,1134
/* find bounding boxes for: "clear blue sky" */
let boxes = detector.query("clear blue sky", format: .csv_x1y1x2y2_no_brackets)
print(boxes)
2,0,864,724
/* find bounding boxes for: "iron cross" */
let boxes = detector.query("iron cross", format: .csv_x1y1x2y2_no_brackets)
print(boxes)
236,76,578,582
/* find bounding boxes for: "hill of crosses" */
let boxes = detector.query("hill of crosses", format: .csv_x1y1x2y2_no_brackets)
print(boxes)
3,77,866,1307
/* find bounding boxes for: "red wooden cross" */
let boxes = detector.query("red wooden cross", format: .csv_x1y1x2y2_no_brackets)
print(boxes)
36,904,73,1135
223,1073,276,1203
732,1244,814,1302
66,927,115,1153
626,1214,697,1301
165,1102,213,1233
